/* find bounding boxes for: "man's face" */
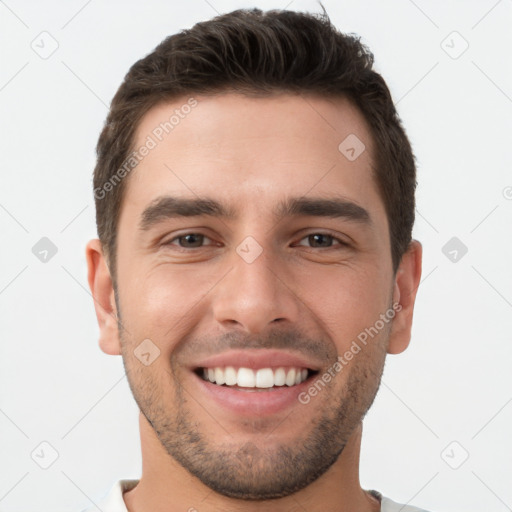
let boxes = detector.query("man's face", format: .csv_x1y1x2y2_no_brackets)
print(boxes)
110,93,400,499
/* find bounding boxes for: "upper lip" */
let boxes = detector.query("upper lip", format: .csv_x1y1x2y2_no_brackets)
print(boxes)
192,349,322,372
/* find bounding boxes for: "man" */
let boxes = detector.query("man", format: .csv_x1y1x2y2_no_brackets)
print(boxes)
85,6,427,512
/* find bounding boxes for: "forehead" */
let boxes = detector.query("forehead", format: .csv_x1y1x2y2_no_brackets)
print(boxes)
120,92,384,227
134,92,374,161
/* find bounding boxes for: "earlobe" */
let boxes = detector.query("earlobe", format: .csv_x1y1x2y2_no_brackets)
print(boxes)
85,239,122,356
387,240,423,355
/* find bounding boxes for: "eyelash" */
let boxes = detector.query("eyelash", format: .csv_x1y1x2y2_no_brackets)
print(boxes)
162,232,350,250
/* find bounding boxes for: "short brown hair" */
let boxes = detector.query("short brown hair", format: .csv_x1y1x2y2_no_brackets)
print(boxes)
93,6,416,285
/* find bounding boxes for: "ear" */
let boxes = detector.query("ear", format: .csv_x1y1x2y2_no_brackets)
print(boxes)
387,240,423,355
85,239,122,355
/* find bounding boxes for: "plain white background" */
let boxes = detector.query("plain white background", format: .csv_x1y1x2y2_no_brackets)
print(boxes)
1,1,511,511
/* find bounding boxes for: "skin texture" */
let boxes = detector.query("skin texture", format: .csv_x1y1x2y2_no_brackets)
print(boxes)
86,92,422,512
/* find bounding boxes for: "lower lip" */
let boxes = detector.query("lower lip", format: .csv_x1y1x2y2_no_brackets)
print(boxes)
192,371,315,416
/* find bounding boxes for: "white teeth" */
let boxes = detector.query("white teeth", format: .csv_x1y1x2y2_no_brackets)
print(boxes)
214,367,225,385
237,367,255,387
285,368,296,386
224,366,237,386
255,368,274,388
200,366,311,388
274,367,286,386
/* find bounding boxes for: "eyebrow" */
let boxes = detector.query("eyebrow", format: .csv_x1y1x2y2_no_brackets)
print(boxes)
139,195,371,231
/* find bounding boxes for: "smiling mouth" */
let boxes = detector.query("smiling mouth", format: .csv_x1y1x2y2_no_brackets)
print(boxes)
194,366,319,391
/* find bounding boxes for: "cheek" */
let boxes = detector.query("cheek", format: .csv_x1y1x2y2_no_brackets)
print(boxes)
118,265,215,346
292,264,391,349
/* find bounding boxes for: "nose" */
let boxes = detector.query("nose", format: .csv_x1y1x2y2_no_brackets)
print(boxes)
212,243,301,334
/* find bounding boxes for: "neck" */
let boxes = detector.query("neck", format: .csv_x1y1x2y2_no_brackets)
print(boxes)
123,412,380,512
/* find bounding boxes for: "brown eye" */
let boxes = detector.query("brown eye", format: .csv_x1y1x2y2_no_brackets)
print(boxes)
165,233,211,248
296,233,348,249
307,234,334,248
